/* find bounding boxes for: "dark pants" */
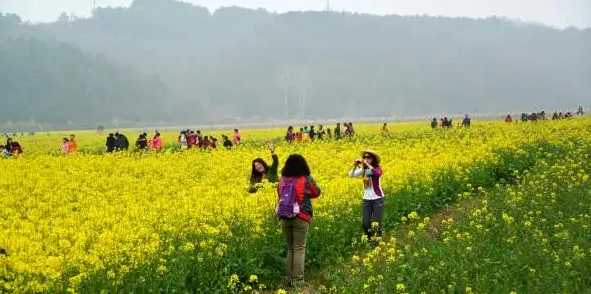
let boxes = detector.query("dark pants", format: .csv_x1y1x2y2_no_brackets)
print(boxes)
362,198,384,238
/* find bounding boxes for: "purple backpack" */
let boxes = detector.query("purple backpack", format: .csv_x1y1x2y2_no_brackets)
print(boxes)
276,178,301,219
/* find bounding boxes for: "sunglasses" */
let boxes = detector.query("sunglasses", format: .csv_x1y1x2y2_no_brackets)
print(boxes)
363,155,372,159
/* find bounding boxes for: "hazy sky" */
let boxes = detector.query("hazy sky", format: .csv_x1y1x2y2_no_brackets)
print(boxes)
1,0,590,28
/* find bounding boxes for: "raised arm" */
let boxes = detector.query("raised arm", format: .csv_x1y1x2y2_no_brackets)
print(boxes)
349,159,366,177
349,168,364,178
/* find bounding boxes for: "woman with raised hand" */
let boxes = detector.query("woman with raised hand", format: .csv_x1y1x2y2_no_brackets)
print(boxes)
248,140,279,192
349,150,385,239
276,154,321,290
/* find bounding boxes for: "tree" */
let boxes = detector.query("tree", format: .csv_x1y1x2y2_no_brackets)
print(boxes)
3,0,590,125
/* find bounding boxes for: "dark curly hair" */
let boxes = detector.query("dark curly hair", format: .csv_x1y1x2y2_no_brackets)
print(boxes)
281,154,311,177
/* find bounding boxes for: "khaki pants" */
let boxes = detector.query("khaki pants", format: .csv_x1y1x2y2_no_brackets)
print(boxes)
281,217,310,284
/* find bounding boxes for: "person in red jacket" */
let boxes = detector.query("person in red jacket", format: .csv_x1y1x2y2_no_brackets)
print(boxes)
277,154,321,290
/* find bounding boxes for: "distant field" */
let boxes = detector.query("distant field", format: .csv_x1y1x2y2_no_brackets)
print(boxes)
0,119,589,293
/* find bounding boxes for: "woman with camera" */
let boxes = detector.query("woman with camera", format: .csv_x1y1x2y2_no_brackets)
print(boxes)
349,150,384,239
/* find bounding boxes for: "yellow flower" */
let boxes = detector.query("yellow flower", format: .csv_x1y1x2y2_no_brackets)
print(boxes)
249,275,258,283
396,283,406,292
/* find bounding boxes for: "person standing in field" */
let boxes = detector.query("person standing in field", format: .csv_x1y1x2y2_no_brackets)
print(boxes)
68,134,78,154
302,126,311,141
187,131,197,149
276,154,321,289
135,133,148,150
295,128,303,142
285,126,295,143
201,136,211,150
462,115,471,128
431,118,438,129
349,150,385,239
152,132,163,151
0,145,9,158
249,141,279,192
343,123,351,137
116,133,130,151
334,123,341,140
222,135,233,149
179,131,188,149
381,123,389,133
106,133,116,153
233,129,242,146
61,138,70,154
349,122,356,136
309,126,316,141
316,125,325,140
326,127,332,139
505,114,513,123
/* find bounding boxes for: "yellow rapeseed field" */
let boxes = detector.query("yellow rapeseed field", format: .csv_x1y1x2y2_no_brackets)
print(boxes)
0,119,589,293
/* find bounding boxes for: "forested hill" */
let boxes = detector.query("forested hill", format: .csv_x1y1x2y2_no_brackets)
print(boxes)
2,0,591,126
0,23,169,125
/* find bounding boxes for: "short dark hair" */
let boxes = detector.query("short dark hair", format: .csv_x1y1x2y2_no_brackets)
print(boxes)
281,154,311,177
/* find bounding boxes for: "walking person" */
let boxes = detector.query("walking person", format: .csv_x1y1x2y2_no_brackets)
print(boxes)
348,122,356,136
115,133,130,151
233,129,242,146
349,150,385,239
152,132,163,151
276,154,321,290
106,133,116,153
135,133,148,150
334,123,341,140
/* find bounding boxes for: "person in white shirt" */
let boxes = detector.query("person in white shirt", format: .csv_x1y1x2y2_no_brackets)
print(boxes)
349,150,385,239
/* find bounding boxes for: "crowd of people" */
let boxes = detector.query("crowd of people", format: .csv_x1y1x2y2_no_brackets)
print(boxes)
60,134,79,154
430,115,471,129
100,129,243,153
284,122,356,143
1,107,587,290
177,128,241,151
248,141,382,290
0,137,23,158
505,108,582,123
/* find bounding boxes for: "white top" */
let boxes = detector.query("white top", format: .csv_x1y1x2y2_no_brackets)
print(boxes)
349,168,382,200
